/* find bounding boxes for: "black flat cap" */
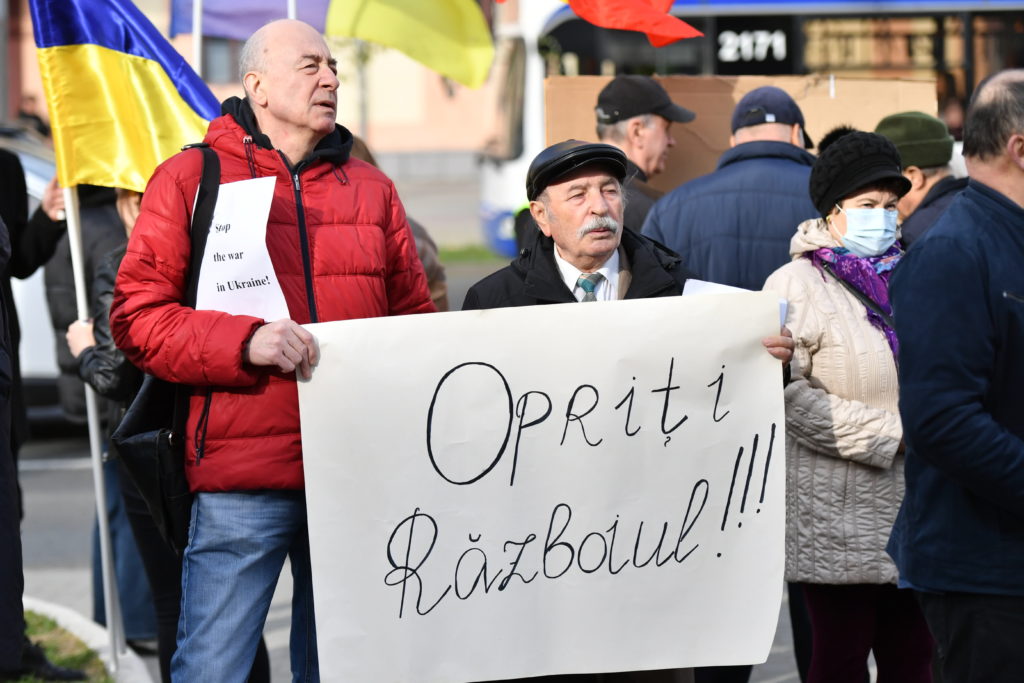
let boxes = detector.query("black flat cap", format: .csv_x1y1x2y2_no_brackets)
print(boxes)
526,140,628,201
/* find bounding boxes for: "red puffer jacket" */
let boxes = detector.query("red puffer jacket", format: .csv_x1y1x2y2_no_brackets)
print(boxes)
111,101,435,492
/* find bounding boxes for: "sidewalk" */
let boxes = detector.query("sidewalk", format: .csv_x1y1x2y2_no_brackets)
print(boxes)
18,451,296,681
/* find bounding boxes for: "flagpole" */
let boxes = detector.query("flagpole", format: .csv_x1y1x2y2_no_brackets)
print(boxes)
63,185,127,671
287,0,296,20
192,0,203,77
357,40,368,141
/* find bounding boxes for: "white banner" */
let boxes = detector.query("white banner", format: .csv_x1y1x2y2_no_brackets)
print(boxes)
298,293,786,682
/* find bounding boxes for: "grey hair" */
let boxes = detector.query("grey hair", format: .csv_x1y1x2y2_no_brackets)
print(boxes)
596,114,654,143
238,28,269,93
919,165,950,179
963,69,1024,161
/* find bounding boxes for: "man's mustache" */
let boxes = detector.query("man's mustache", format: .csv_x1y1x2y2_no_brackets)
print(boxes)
577,216,620,239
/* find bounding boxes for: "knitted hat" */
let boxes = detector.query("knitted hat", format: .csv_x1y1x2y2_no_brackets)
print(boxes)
808,131,911,217
874,111,954,169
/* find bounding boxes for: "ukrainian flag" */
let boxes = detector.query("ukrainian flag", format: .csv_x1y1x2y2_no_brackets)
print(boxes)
325,0,494,89
29,0,220,192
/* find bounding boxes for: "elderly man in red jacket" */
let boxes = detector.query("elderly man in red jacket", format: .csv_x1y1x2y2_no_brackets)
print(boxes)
110,19,434,681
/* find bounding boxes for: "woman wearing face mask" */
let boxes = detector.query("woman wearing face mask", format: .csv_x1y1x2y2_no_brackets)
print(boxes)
763,131,933,683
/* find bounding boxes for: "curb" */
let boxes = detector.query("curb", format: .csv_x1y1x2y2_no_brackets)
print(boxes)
23,595,154,683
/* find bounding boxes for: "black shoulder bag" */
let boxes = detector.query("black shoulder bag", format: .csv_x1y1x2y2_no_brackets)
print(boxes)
111,145,220,556
820,261,895,328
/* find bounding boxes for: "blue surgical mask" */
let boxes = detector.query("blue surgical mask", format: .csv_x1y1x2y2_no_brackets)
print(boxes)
836,206,898,258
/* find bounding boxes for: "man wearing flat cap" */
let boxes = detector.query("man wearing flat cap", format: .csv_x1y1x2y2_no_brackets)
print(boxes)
462,141,793,681
874,111,968,246
463,140,694,310
643,86,819,291
595,75,696,230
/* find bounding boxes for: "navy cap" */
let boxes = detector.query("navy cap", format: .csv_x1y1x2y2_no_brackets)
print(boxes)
526,140,628,201
731,86,814,149
596,75,696,125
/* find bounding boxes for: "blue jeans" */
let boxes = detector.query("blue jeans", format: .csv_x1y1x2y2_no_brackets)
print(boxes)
171,491,318,682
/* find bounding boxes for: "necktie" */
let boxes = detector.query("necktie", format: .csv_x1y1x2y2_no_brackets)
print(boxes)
576,272,605,302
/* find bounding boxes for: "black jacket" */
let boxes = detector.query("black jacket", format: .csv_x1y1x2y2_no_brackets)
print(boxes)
622,160,662,232
0,149,67,449
76,245,140,401
462,228,693,310
900,175,969,247
0,215,17,670
75,245,141,439
43,187,125,422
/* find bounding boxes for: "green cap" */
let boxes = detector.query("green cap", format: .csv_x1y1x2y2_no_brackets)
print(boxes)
875,111,954,169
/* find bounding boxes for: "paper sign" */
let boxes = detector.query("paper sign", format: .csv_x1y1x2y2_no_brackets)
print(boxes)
195,176,289,320
684,279,788,327
298,294,786,682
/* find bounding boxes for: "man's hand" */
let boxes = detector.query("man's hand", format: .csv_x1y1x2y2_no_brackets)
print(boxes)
762,326,794,365
42,176,66,221
243,319,319,380
66,320,95,358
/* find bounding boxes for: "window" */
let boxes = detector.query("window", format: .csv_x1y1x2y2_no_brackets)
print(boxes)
202,37,243,84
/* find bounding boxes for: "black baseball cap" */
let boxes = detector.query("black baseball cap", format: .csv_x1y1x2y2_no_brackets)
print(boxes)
731,86,814,149
526,140,628,201
595,75,696,125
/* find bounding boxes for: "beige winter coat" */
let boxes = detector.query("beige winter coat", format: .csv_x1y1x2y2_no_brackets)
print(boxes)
763,218,903,585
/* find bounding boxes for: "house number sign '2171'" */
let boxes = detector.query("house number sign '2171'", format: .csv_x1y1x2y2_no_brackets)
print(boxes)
718,30,787,62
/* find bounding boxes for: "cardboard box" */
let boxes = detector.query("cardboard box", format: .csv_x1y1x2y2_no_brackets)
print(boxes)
545,75,937,191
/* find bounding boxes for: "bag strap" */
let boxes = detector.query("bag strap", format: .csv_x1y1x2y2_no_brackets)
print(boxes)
820,261,895,328
184,145,221,307
173,145,221,433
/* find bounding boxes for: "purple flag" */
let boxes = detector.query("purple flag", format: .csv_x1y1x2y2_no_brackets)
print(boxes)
170,0,330,40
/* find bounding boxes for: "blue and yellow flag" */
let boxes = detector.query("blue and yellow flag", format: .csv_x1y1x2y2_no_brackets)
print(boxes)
29,0,220,192
326,0,494,89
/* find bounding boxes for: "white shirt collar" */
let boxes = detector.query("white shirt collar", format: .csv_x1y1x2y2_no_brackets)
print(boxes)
553,247,620,302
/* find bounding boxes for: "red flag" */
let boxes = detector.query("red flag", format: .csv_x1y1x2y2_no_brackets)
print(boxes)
568,0,703,47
